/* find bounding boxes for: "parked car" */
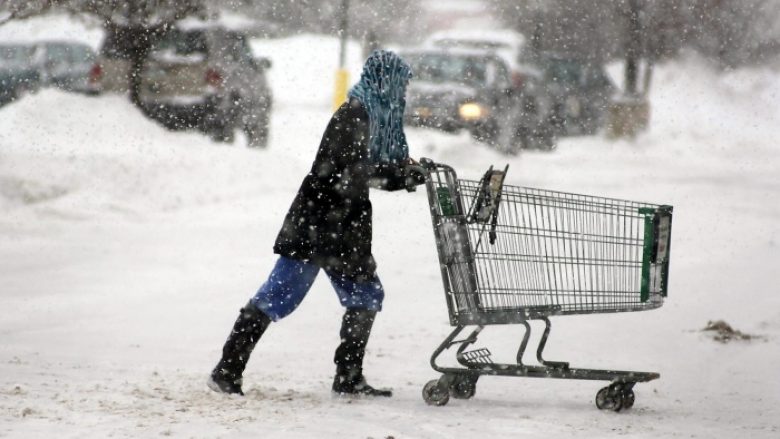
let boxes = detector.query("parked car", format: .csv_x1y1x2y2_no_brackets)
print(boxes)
402,48,554,153
0,44,41,107
534,54,616,135
425,29,615,137
509,51,616,136
90,21,273,147
423,28,527,88
421,30,558,150
33,41,97,94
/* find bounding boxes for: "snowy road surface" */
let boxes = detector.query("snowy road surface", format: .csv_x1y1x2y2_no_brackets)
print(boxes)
2,30,780,438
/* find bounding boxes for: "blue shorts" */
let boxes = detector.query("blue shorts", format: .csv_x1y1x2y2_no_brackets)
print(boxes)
250,256,385,321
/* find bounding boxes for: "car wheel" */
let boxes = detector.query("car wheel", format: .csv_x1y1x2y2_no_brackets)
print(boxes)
529,122,557,151
244,121,268,148
579,113,604,135
520,119,558,151
211,123,235,143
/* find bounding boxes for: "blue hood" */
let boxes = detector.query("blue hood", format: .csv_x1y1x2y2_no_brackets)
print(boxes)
348,50,413,165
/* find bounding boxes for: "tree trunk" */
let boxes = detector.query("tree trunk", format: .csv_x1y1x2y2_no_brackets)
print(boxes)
624,0,641,97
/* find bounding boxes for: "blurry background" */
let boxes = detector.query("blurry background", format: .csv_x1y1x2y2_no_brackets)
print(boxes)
2,0,779,146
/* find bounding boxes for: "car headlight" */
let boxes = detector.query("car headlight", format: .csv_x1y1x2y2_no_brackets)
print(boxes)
459,102,488,121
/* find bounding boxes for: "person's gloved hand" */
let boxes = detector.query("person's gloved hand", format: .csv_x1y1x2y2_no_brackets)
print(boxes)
403,158,427,192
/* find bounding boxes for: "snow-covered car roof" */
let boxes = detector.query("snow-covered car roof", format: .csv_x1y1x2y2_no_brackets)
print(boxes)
0,14,104,51
425,29,525,50
176,12,257,33
400,46,510,61
423,28,526,71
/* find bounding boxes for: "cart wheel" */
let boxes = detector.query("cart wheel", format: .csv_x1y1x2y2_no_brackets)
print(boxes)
621,389,635,409
450,374,478,399
423,379,450,406
595,386,624,412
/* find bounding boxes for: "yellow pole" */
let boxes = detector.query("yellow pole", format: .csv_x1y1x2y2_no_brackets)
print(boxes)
333,68,349,111
333,0,350,111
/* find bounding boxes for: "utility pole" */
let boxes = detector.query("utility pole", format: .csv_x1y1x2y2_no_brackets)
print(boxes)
607,0,650,139
332,0,350,110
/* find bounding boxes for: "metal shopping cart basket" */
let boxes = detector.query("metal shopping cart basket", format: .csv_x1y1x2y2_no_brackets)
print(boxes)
417,159,673,410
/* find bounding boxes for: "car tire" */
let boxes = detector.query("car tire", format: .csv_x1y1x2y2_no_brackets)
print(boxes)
528,122,557,151
211,123,235,144
244,120,269,148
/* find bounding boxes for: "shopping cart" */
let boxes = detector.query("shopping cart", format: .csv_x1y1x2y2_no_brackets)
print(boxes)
417,158,673,410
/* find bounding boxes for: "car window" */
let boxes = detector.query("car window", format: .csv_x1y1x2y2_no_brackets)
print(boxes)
220,33,253,63
584,66,613,88
45,45,91,64
44,45,70,63
545,59,582,85
149,29,207,63
0,45,34,66
153,30,206,54
69,46,96,63
50,45,95,64
491,60,510,88
406,54,488,87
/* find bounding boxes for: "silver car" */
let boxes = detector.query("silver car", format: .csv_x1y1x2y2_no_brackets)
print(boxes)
0,44,40,106
34,41,97,94
91,22,273,147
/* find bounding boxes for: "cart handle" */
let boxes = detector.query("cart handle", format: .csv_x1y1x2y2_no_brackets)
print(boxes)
403,158,446,186
418,157,456,174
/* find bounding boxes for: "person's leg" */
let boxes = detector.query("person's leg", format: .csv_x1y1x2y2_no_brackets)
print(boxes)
209,257,319,395
249,256,320,321
327,271,391,397
209,302,272,395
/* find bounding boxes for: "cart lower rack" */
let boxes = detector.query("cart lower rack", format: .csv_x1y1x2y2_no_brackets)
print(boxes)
418,159,673,410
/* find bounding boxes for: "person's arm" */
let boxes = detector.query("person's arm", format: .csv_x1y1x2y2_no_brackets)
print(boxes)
369,162,406,191
369,159,426,192
335,101,426,193
368,129,426,192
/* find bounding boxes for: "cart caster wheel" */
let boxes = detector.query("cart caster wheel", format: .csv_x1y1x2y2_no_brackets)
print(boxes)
595,386,624,412
450,374,478,399
423,379,450,406
621,389,635,409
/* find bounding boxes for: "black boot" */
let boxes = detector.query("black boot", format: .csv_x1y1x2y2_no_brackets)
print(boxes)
209,302,271,395
332,309,392,397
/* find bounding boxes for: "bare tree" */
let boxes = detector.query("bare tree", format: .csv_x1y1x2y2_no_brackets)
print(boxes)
492,0,780,67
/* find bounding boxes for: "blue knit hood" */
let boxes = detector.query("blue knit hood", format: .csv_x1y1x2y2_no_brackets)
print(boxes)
348,50,413,165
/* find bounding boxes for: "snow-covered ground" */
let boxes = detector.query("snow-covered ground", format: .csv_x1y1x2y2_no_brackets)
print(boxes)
2,24,780,438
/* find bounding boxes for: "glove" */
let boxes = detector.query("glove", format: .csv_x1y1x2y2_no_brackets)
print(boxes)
403,165,427,192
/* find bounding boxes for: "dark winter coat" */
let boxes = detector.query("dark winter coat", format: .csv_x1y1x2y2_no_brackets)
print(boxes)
273,98,411,281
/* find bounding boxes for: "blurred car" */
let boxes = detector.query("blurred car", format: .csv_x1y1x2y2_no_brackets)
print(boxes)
90,20,273,147
425,29,615,137
0,44,41,107
421,30,557,150
33,41,97,94
423,28,527,87
402,48,554,153
529,53,617,135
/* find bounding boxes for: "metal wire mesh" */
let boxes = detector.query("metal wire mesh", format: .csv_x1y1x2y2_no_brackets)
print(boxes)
426,165,667,322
